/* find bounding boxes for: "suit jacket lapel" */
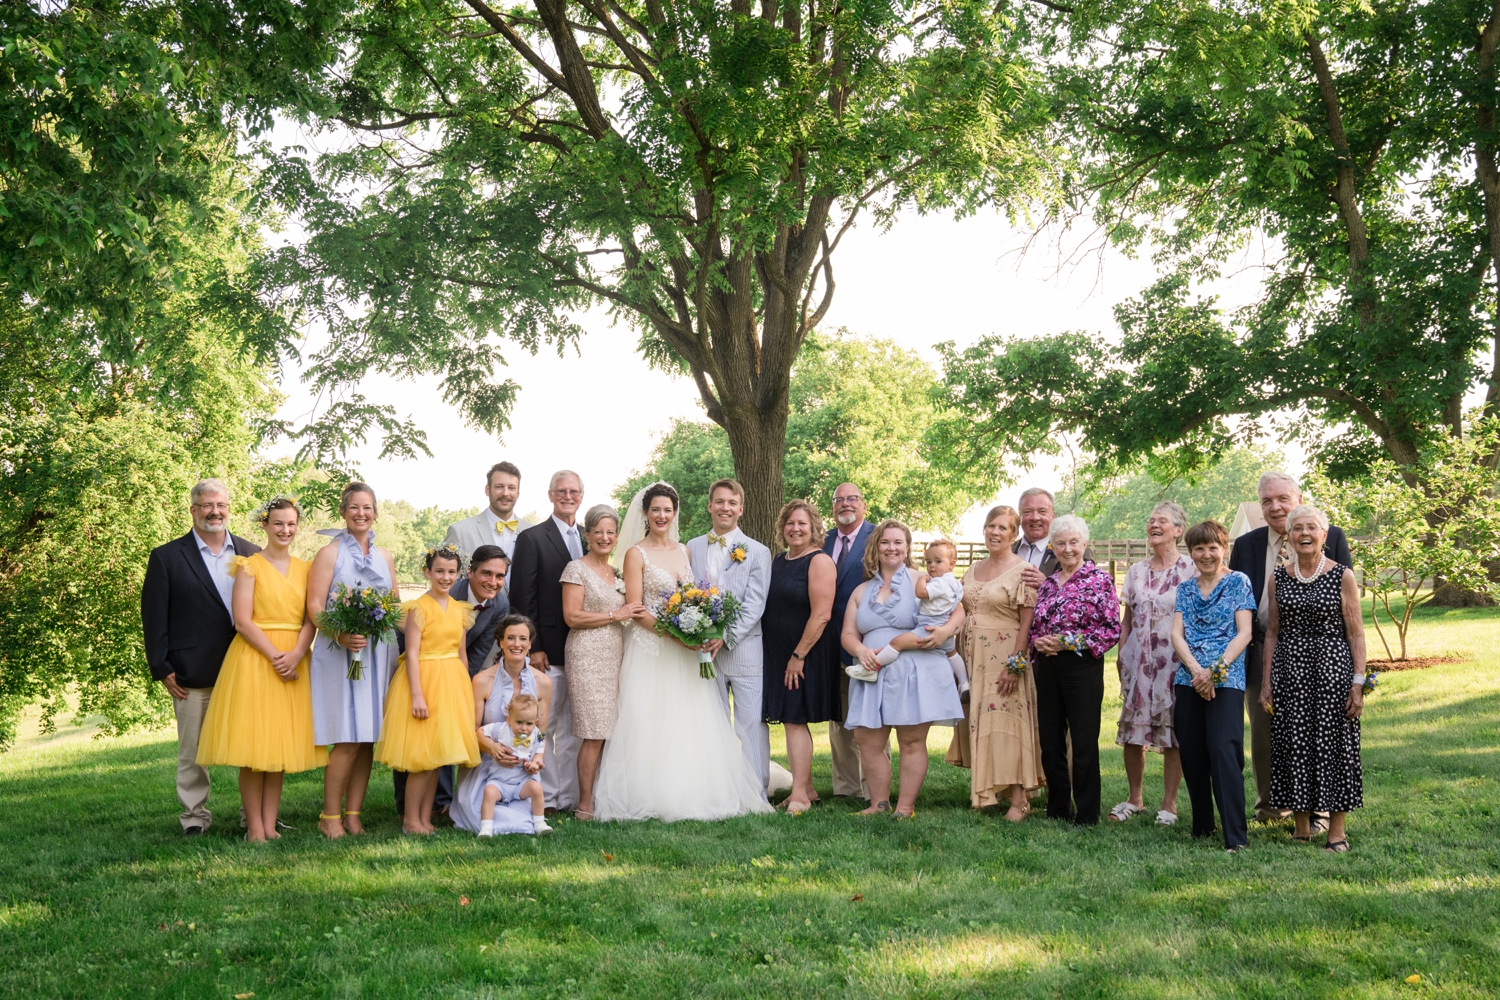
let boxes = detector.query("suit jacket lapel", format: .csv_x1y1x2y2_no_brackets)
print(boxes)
178,532,222,600
544,518,572,563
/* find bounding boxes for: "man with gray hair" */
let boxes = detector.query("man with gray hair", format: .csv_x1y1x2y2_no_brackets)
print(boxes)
509,469,586,812
1227,469,1353,825
1015,487,1095,588
141,479,260,835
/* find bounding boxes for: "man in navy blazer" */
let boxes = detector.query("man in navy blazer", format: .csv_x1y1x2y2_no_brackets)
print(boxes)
822,483,878,798
141,480,261,835
1227,470,1353,825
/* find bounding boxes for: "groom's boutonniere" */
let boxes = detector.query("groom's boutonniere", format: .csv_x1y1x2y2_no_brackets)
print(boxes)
730,544,747,564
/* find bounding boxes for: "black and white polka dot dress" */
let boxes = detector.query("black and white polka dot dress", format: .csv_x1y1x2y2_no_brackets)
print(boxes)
1269,563,1363,812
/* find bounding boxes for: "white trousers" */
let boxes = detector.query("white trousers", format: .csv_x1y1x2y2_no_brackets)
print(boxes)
539,664,579,811
716,672,770,797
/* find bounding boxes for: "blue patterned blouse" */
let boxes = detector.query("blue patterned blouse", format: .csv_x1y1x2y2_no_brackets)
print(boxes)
1173,571,1257,690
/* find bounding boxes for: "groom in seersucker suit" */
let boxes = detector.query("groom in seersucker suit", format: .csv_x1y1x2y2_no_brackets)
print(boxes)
687,478,773,795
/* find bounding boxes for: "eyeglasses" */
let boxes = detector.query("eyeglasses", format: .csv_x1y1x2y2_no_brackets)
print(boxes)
551,489,583,498
833,494,863,505
193,503,228,512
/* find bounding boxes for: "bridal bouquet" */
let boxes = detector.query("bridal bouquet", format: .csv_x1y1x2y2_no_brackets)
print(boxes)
656,581,742,679
315,584,404,680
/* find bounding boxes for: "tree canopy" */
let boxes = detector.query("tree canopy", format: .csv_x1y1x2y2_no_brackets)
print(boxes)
616,331,995,537
933,0,1500,487
207,0,1054,538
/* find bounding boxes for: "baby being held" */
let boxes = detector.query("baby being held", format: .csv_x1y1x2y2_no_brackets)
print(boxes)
477,694,550,836
847,539,968,699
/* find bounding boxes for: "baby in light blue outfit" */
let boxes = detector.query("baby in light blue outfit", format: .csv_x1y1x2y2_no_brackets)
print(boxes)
850,540,969,698
476,694,549,836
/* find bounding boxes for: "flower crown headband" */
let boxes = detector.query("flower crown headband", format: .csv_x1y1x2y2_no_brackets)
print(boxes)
254,495,302,522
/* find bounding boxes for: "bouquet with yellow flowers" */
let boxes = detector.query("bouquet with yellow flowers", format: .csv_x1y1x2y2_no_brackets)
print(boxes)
655,580,743,679
315,583,404,680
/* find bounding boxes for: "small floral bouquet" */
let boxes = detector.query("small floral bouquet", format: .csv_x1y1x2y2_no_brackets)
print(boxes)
655,581,742,679
1004,652,1029,677
1362,671,1379,696
613,565,627,595
1060,632,1087,654
1208,657,1229,686
315,584,404,680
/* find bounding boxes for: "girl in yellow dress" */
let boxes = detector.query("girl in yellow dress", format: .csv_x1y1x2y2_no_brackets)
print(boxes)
375,545,480,833
197,497,327,842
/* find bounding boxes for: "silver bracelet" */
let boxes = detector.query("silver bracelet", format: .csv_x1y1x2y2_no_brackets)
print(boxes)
1351,673,1366,686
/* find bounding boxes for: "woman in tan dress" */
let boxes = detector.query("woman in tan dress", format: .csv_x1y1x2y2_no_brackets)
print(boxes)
561,503,644,820
945,505,1042,820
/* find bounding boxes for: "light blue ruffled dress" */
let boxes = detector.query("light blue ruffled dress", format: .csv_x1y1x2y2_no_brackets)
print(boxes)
310,529,398,746
845,566,964,730
451,662,539,835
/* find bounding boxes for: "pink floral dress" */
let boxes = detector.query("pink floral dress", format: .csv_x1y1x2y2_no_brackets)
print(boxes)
1115,555,1195,748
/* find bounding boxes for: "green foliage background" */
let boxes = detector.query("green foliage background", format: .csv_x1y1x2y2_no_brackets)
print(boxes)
1061,446,1284,540
615,331,997,540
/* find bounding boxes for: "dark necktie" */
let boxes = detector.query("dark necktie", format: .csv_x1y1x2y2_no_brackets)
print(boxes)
836,534,850,571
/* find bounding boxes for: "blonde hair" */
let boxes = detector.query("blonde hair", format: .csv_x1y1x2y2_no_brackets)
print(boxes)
863,519,919,580
507,693,540,722
776,500,826,550
984,505,1019,544
708,478,745,504
925,538,958,563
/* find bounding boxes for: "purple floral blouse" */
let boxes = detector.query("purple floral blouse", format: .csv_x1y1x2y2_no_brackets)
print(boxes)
1030,560,1122,659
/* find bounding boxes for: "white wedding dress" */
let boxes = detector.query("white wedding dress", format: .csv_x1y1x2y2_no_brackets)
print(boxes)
594,539,773,823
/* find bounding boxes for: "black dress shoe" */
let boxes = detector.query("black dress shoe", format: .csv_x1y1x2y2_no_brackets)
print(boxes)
182,826,205,837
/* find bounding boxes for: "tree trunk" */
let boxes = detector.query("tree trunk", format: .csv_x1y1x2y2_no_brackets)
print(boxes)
721,401,790,547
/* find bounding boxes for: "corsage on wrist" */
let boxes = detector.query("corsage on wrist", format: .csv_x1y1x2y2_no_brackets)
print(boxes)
1208,657,1228,686
1003,652,1028,677
1358,672,1378,695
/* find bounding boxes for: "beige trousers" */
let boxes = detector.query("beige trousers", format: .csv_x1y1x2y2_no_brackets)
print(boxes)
828,672,885,798
173,688,214,831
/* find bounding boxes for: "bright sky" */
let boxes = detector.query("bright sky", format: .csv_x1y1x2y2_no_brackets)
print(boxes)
270,207,1278,537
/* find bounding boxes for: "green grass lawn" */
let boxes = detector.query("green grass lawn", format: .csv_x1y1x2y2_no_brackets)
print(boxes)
3,604,1497,999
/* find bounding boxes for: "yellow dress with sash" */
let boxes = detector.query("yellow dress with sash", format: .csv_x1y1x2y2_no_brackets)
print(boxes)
375,593,480,772
196,554,327,772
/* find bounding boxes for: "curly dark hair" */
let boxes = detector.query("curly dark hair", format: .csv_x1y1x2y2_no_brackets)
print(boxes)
494,612,535,646
641,482,680,513
424,544,462,571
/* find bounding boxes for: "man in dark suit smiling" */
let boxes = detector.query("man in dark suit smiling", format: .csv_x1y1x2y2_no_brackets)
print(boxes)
510,470,585,813
822,483,877,799
141,479,260,835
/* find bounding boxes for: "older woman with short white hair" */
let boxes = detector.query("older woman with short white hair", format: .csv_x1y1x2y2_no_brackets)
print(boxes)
1029,514,1120,825
1110,501,1192,825
1260,504,1366,853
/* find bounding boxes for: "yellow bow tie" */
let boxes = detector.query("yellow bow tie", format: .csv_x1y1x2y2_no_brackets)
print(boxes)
707,533,729,546
495,519,519,532
512,731,532,748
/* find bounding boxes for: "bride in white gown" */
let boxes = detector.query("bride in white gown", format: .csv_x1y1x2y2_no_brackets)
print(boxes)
594,482,773,822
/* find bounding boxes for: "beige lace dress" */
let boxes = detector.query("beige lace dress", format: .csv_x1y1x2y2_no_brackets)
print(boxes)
560,559,627,739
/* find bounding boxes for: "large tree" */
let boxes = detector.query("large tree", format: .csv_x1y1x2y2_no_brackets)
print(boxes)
933,1,1500,491
617,330,995,535
208,0,1054,540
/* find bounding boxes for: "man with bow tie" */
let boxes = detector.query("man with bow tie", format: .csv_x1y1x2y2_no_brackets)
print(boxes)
686,479,773,795
444,461,535,580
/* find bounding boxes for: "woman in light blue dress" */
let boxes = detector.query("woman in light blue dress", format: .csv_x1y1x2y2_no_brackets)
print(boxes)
452,614,553,835
305,482,400,839
840,520,965,817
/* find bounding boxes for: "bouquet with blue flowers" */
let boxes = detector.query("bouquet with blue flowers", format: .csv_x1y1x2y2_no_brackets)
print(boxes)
315,583,404,680
655,581,743,679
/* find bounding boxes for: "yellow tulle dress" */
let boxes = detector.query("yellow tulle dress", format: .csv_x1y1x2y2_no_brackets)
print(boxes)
196,554,328,773
375,593,480,772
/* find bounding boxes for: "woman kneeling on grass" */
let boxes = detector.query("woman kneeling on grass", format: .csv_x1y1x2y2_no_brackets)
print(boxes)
195,497,326,842
1170,520,1256,852
375,545,480,834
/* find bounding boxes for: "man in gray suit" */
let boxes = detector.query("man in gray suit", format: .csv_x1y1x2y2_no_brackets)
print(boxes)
444,461,535,572
687,479,773,795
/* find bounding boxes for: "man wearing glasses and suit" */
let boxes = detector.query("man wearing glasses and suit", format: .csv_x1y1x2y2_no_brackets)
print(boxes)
822,483,880,799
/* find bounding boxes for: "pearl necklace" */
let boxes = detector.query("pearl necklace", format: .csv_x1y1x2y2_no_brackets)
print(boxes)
1293,556,1326,584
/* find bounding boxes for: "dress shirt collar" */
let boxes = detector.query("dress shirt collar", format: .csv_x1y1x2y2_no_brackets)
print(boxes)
193,527,231,557
837,521,863,543
552,513,578,536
